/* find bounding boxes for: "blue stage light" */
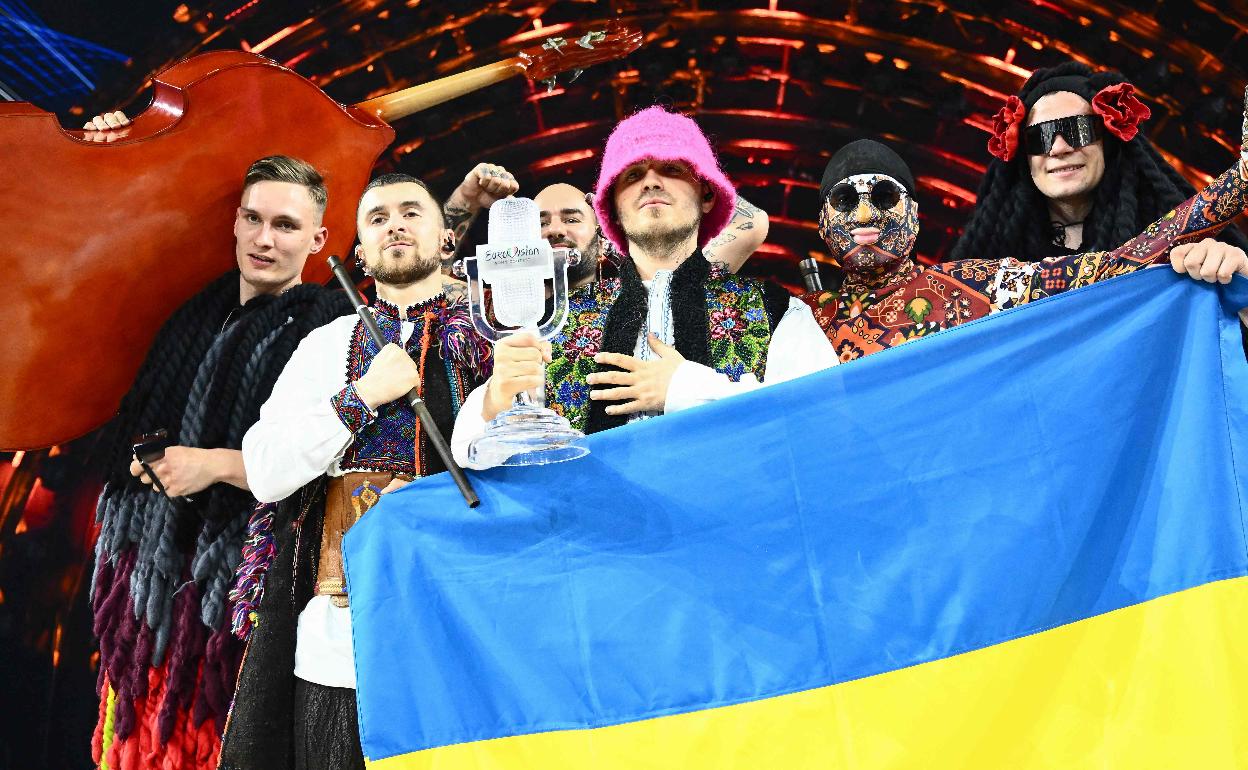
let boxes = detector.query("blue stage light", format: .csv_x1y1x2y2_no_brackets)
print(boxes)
0,0,128,111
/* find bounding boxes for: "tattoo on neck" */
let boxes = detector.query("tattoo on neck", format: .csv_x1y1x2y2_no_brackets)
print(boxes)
443,203,475,246
441,280,467,303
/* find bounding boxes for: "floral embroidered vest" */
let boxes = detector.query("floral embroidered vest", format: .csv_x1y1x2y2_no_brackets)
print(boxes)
340,296,492,475
546,255,789,434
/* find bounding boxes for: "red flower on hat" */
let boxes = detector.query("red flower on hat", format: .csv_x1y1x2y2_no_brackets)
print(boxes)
987,96,1025,162
1091,82,1151,142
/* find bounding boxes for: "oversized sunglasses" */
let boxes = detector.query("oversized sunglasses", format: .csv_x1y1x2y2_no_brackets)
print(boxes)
1023,114,1103,156
828,179,906,213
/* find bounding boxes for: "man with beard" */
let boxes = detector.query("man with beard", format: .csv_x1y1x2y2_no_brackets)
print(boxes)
536,182,606,290
803,137,1248,361
90,155,352,770
218,171,507,770
536,182,769,291
452,107,834,461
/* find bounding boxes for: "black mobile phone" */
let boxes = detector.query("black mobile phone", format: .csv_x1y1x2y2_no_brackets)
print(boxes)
132,429,173,464
131,429,175,496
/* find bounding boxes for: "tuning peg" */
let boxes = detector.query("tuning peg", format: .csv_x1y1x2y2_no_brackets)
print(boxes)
577,30,606,49
542,36,567,54
568,68,584,83
542,77,557,93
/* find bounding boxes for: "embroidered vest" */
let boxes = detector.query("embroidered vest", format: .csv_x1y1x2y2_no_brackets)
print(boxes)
545,256,788,433
318,296,491,607
341,296,491,475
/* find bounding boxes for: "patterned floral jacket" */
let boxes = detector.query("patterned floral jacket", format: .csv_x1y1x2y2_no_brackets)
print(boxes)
331,295,492,476
546,254,792,433
806,163,1248,361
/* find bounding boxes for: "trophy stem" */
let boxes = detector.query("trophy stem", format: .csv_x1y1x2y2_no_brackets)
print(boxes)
512,325,544,409
468,331,585,467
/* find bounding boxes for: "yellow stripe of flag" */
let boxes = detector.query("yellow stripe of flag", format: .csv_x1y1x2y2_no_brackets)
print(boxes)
372,577,1248,770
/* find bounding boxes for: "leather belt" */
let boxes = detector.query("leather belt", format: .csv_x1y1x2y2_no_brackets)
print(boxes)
316,471,405,608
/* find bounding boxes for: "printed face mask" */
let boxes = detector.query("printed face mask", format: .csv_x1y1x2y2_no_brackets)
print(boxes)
818,173,919,276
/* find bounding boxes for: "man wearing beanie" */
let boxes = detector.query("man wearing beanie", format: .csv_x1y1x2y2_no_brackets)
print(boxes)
452,106,835,461
804,133,1248,362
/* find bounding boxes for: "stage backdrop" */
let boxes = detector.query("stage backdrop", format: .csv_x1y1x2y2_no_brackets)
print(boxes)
345,268,1248,769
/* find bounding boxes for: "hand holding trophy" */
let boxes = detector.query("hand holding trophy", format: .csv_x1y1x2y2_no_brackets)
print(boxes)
463,197,589,466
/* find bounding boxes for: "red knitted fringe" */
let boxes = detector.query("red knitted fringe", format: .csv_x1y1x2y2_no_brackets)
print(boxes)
92,662,223,770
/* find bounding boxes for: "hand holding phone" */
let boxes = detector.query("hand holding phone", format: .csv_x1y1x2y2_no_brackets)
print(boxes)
131,429,174,495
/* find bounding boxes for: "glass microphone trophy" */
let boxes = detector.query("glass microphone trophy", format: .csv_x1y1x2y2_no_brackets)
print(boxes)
462,197,589,466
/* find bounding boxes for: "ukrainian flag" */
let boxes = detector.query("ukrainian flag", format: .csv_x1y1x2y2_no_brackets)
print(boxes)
345,269,1248,769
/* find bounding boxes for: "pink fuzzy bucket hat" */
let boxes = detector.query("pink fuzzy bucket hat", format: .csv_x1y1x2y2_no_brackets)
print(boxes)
593,106,736,257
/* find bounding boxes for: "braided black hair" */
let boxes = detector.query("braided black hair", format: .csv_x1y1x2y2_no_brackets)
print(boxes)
951,61,1247,262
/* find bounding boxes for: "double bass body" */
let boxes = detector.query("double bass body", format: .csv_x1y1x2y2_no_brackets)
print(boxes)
0,51,393,449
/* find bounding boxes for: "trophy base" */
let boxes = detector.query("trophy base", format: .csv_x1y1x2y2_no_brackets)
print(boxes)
468,402,590,467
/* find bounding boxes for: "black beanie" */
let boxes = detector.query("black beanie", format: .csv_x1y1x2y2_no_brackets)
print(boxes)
1022,74,1094,109
820,139,917,200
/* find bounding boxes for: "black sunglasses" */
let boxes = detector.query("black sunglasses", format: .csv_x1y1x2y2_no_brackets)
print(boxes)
1023,114,1103,156
828,179,905,213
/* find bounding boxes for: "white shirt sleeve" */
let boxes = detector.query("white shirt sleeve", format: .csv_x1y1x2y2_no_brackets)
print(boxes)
451,383,491,469
663,296,836,413
242,320,357,503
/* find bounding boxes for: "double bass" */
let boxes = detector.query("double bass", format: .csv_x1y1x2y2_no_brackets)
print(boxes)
0,25,641,450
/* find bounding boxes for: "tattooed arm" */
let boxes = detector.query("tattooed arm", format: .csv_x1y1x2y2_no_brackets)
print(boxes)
702,196,769,273
442,162,520,253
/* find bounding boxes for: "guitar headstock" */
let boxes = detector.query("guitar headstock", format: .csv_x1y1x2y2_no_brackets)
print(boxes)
518,22,643,89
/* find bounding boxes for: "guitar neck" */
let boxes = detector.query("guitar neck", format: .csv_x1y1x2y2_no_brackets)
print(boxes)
353,57,530,123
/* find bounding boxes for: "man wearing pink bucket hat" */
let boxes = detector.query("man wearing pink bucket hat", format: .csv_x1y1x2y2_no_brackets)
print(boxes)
453,107,834,463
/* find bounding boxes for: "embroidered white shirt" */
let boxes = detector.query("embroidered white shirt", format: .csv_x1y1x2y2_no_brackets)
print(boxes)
244,311,429,690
